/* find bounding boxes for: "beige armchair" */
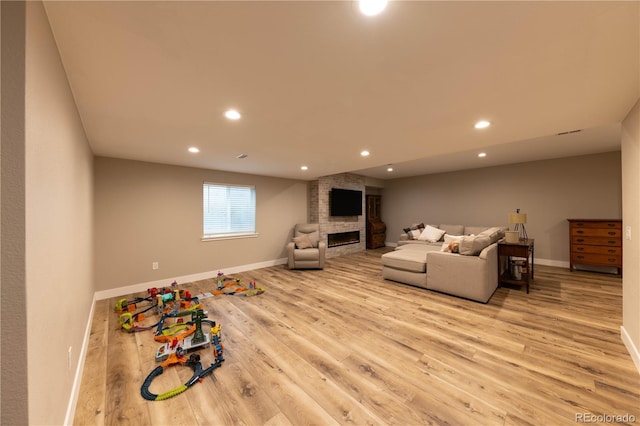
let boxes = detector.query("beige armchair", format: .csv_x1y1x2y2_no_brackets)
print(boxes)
287,223,326,269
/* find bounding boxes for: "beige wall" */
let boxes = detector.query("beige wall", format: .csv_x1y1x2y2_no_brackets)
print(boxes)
622,98,640,368
22,2,95,425
381,152,622,265
94,157,308,291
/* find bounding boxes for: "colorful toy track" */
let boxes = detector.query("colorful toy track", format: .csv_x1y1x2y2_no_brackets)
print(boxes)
141,324,224,401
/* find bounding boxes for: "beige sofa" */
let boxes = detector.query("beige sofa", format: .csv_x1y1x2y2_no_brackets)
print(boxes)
381,224,506,303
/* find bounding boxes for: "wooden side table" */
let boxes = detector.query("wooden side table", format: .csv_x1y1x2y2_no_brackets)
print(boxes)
497,239,534,293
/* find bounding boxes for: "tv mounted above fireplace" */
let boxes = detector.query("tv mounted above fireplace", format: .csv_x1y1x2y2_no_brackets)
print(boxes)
330,188,362,216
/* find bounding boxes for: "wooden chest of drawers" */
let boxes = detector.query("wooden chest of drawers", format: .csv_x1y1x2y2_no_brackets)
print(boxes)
367,220,387,249
567,219,622,275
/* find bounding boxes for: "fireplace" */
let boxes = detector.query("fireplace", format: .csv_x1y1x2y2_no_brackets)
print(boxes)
327,231,360,248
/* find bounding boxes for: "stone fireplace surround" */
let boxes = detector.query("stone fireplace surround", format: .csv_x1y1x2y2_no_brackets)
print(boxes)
309,173,366,258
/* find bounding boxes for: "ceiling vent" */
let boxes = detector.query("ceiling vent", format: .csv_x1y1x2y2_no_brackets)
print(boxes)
557,129,582,136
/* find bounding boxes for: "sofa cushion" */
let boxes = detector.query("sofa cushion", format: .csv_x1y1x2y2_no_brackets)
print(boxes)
396,242,442,252
458,234,492,256
381,250,427,273
478,227,505,244
294,248,320,261
418,225,446,242
464,226,488,236
439,224,465,235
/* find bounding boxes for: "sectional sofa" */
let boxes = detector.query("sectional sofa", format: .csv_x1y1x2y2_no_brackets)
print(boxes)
381,224,507,303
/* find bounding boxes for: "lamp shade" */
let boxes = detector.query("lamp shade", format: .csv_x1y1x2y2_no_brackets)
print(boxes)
509,212,527,224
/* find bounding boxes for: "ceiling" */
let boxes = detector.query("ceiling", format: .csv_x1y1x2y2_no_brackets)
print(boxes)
43,1,639,181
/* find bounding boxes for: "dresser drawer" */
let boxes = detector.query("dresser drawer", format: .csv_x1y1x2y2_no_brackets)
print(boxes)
572,245,621,256
570,221,621,229
571,253,621,267
571,236,621,247
571,228,621,238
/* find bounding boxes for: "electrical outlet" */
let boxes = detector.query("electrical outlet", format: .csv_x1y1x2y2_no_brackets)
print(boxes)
68,346,72,370
625,226,632,240
152,262,159,270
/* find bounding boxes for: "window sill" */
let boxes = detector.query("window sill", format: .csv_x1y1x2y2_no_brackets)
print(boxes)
202,233,259,242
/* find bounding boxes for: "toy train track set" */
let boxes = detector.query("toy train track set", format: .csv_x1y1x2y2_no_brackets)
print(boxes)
141,318,225,401
112,272,263,401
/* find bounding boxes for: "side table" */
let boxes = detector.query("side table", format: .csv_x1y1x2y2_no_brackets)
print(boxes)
497,239,534,293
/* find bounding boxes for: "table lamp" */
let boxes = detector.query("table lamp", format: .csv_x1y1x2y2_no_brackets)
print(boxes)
508,208,528,241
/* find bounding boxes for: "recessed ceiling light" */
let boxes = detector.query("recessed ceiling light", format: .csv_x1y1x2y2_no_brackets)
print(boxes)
475,120,491,129
478,152,487,158
359,0,388,16
387,166,394,172
361,150,370,157
188,147,200,153
236,153,248,159
225,109,241,120
300,166,308,171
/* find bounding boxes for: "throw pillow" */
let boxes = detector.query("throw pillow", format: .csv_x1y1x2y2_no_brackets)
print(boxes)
418,225,446,242
440,240,460,253
404,223,425,240
443,234,464,244
293,235,313,249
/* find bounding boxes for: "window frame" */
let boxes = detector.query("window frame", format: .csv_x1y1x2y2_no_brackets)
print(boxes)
202,181,258,241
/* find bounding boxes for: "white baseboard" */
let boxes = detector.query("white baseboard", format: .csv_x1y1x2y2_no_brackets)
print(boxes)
385,242,398,247
64,293,96,426
621,326,640,375
95,258,288,300
535,258,570,268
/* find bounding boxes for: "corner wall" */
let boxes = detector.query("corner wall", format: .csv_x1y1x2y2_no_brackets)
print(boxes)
622,98,640,371
24,1,95,424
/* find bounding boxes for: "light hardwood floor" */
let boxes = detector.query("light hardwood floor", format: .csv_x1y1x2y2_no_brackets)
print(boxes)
75,248,639,425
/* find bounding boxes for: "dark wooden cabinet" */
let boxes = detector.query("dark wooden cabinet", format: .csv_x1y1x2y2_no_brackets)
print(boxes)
567,219,622,275
498,239,534,293
366,195,386,249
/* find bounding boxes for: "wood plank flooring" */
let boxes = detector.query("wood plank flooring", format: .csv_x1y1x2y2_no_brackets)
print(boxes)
74,248,640,425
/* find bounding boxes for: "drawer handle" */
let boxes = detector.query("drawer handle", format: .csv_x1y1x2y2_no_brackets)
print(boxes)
608,231,616,235
577,247,584,251
608,249,616,253
609,258,616,262
577,239,585,243
576,230,584,234
608,241,617,245
576,222,585,226
607,223,616,227
577,255,584,259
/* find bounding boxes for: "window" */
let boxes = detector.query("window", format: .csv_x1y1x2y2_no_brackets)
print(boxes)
203,182,256,239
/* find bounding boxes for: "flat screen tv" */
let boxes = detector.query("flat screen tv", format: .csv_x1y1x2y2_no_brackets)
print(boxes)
330,188,362,216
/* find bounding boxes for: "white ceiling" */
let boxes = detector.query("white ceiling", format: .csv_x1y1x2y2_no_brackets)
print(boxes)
43,1,639,181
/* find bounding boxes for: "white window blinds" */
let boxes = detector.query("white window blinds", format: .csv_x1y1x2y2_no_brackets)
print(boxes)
203,183,256,238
